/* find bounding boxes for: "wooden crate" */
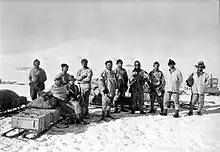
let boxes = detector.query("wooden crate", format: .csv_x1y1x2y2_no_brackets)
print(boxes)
11,108,61,133
12,113,46,133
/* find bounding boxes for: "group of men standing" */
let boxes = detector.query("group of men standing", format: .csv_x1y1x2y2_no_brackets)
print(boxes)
28,59,93,124
28,57,210,123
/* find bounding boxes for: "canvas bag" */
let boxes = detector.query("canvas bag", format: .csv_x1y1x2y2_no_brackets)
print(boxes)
28,96,57,109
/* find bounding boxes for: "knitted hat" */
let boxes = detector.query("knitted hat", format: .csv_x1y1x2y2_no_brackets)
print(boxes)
168,59,176,66
33,59,40,65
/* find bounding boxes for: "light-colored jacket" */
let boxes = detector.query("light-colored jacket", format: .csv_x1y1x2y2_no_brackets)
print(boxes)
99,69,117,97
76,68,93,89
165,68,183,93
47,84,68,101
191,72,209,94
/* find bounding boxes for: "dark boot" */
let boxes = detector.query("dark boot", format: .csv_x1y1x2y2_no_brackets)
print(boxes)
159,102,164,114
160,109,168,116
130,108,135,114
84,114,90,119
197,111,202,116
66,117,76,125
106,110,115,119
77,118,89,125
197,103,203,115
100,110,108,121
187,102,194,116
186,111,193,116
140,110,146,114
149,100,155,113
173,110,180,118
83,110,90,119
148,108,156,114
76,114,89,125
100,117,109,121
114,106,120,113
121,105,129,112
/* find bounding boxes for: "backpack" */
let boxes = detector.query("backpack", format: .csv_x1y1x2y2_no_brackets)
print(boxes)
186,73,194,87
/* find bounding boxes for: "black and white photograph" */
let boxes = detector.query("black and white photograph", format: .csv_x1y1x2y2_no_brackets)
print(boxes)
0,0,220,151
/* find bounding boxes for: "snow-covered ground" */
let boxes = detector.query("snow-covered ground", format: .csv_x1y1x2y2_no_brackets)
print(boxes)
0,84,220,152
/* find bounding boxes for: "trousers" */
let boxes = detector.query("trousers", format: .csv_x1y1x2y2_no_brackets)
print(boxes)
80,87,91,117
191,93,205,112
163,91,180,110
30,83,45,100
102,94,114,116
131,90,144,111
149,89,164,111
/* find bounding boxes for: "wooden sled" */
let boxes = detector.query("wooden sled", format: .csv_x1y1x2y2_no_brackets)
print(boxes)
1,108,67,140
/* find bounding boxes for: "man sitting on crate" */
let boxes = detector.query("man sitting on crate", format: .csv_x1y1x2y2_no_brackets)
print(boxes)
65,75,88,124
46,76,83,124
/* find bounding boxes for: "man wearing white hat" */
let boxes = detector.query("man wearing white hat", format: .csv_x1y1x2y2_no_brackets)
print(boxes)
187,61,210,116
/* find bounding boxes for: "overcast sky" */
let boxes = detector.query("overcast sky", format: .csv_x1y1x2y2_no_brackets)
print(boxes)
0,0,219,82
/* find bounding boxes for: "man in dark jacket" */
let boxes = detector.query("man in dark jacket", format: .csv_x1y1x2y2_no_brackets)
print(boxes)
148,61,165,114
29,59,47,100
66,75,88,124
114,59,129,113
46,76,76,124
129,61,149,114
